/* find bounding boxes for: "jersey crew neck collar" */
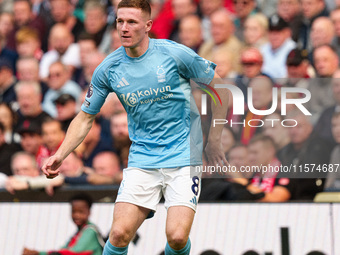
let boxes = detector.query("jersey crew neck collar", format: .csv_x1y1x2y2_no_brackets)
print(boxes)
124,38,154,62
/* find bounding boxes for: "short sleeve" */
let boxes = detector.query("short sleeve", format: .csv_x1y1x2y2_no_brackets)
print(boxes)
81,65,111,115
171,43,216,85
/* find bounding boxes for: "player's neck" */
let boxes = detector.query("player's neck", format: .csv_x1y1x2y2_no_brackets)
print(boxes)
125,37,150,58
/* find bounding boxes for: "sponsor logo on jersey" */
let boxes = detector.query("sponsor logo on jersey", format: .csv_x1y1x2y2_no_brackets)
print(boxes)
117,77,130,88
120,85,172,107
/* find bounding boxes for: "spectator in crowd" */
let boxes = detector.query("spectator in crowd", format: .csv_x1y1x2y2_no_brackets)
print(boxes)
0,38,18,73
6,0,47,51
0,13,16,71
232,0,258,41
82,1,111,54
308,16,335,65
256,0,277,17
201,135,281,202
262,112,291,157
278,109,333,200
78,33,98,67
283,48,311,88
41,117,65,157
42,61,81,117
5,151,39,193
17,120,49,169
324,112,340,190
148,0,174,39
58,151,87,180
314,69,340,145
221,126,236,156
0,122,21,176
49,0,84,42
39,151,88,192
73,32,98,89
227,143,251,180
5,151,62,194
16,57,49,98
199,0,224,41
178,14,203,52
235,47,266,102
240,76,273,145
168,0,197,42
260,14,296,79
23,193,104,255
0,0,13,12
199,9,243,73
0,12,14,46
107,0,120,25
310,17,335,49
330,7,340,56
55,93,78,132
88,151,123,185
82,51,106,88
15,81,50,130
110,111,131,168
54,150,122,187
109,27,122,52
15,27,44,60
307,45,338,123
30,0,54,29
0,102,20,144
39,23,81,80
212,49,236,79
0,58,17,105
80,117,114,167
246,134,287,202
298,0,329,50
277,0,303,42
243,13,269,48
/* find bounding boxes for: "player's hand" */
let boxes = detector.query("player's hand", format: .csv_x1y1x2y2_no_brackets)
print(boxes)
205,140,229,168
41,155,63,179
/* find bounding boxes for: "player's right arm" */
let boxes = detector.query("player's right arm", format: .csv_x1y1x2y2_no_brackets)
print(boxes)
41,111,96,178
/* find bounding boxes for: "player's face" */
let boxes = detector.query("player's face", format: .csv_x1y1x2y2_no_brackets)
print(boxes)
71,200,90,228
116,8,152,50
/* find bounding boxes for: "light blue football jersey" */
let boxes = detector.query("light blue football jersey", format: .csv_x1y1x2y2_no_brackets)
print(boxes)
81,39,216,168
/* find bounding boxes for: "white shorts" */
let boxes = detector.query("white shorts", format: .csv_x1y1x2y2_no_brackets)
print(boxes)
115,166,202,212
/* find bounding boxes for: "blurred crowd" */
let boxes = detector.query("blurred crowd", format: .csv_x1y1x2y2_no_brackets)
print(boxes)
0,0,340,202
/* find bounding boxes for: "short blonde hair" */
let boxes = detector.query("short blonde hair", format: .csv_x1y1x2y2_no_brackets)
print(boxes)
246,13,269,31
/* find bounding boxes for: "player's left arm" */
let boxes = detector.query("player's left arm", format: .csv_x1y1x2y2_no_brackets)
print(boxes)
205,71,230,166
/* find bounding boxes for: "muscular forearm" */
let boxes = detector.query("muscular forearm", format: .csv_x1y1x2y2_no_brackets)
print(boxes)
55,111,96,160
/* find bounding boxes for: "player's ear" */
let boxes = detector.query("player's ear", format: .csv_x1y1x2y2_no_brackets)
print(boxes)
145,19,153,32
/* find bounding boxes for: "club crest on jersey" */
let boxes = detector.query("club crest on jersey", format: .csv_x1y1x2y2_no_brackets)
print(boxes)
86,83,94,98
120,93,138,107
157,65,166,83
